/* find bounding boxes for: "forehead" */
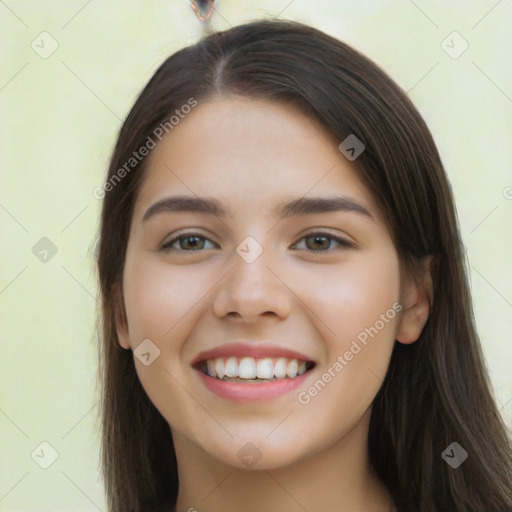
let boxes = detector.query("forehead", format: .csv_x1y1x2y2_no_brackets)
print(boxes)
134,97,378,219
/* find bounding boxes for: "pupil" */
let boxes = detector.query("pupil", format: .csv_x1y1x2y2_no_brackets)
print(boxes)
183,236,202,250
309,235,329,250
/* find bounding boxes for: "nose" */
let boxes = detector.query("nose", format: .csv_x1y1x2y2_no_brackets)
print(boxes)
212,244,292,323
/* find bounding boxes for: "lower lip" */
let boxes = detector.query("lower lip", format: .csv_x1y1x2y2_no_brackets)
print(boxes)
195,369,311,402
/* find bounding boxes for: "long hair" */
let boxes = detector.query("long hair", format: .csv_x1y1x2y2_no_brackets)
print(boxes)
96,19,512,512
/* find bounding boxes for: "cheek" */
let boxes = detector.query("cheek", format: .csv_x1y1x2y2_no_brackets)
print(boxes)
291,249,400,409
290,251,400,441
121,254,213,433
122,255,208,344
294,249,401,344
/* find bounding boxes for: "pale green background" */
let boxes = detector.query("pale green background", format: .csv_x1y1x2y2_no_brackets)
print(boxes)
1,1,511,510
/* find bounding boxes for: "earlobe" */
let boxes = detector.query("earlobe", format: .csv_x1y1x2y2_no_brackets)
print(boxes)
116,326,132,351
112,282,132,350
396,255,434,345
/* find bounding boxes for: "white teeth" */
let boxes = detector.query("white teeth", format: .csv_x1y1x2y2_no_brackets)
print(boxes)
256,358,274,379
274,357,288,379
206,359,216,377
224,356,238,377
239,357,257,379
202,356,311,380
287,359,298,378
214,358,225,379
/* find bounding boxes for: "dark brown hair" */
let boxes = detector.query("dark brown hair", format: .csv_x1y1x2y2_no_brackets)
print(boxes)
96,19,512,512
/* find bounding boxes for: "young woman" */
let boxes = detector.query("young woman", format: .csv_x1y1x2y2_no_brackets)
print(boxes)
96,19,512,512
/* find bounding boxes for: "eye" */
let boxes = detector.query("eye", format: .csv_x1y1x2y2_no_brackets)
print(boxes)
160,232,218,252
159,231,354,253
291,232,354,253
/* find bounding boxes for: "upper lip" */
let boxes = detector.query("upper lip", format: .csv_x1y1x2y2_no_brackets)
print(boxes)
191,342,315,366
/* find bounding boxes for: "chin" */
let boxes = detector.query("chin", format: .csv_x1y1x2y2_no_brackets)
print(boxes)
208,441,305,471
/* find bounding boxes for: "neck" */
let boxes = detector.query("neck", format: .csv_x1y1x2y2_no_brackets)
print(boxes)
173,409,396,512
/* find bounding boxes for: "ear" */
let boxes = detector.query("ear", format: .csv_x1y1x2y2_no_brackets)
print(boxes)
112,281,132,350
396,254,434,345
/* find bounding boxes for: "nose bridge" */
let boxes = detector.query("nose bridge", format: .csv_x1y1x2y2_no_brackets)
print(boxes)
212,235,290,321
231,236,276,299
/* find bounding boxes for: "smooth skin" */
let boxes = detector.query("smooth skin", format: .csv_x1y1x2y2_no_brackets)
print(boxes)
115,97,433,512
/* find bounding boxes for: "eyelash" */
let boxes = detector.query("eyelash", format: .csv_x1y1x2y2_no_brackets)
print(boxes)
159,231,355,253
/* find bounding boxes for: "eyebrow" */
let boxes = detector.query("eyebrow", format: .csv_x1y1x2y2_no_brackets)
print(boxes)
142,194,374,222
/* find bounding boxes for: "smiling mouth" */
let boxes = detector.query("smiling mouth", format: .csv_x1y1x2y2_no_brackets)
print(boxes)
195,356,316,382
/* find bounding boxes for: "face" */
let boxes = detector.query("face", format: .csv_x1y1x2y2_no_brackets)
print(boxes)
116,97,424,470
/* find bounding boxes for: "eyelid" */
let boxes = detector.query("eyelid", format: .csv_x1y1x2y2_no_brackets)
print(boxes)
290,231,356,251
160,231,218,251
